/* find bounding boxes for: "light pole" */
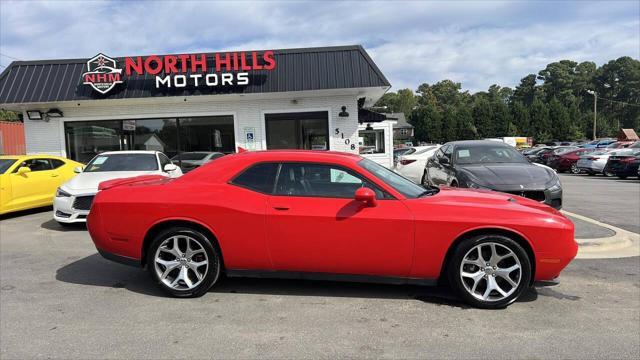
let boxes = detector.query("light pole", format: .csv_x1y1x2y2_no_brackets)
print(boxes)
587,90,597,140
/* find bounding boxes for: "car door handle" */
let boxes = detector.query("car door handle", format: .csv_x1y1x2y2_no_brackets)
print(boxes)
273,206,290,211
51,174,59,177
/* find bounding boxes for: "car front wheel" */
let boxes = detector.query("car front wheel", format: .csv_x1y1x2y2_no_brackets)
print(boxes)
148,227,221,298
570,163,581,174
448,234,532,308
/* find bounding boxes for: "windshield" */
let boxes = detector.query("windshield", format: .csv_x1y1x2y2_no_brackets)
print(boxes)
84,153,158,172
172,152,210,161
0,159,17,174
454,144,528,164
358,158,427,198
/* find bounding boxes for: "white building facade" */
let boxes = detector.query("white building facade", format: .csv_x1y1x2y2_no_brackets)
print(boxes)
0,45,393,165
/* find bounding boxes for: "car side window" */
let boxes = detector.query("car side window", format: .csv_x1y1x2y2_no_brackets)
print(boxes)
50,159,65,169
158,153,172,171
231,163,280,194
434,148,445,160
443,145,453,160
274,162,390,199
13,158,53,173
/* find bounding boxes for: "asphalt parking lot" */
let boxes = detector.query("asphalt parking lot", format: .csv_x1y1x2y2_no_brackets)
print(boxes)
1,174,639,359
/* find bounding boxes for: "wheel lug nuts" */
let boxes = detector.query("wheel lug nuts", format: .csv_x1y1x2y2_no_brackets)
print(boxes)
493,266,497,270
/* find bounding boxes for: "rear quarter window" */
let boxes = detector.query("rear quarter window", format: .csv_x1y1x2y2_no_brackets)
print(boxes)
231,163,279,194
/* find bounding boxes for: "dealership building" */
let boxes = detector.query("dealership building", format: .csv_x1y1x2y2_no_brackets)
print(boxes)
0,45,397,166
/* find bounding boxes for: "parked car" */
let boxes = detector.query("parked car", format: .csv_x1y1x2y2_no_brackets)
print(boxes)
87,150,577,308
54,151,182,225
605,141,635,149
393,147,416,165
629,141,640,148
547,148,596,174
393,145,440,184
171,152,225,173
535,146,578,165
423,140,563,209
604,149,640,179
576,149,617,176
0,155,83,215
581,138,616,149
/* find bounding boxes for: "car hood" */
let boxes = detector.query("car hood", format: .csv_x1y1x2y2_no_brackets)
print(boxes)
459,163,554,189
410,187,563,217
61,171,158,192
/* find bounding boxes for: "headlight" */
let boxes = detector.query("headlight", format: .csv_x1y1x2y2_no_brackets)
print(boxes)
466,180,491,190
547,177,562,192
56,188,71,197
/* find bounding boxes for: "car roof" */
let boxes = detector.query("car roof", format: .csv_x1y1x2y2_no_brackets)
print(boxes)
98,150,159,155
446,140,512,147
234,150,362,162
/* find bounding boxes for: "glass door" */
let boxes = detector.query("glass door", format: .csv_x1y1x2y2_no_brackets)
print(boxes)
265,111,329,150
65,120,128,164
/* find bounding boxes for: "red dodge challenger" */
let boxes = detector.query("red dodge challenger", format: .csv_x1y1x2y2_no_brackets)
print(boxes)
87,150,578,308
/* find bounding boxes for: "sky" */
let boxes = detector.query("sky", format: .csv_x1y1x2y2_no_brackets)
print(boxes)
0,0,638,93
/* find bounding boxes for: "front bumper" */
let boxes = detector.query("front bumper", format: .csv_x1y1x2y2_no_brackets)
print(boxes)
496,186,562,209
53,192,95,223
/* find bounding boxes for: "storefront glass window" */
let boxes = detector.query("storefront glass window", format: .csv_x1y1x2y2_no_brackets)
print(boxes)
179,116,235,154
359,129,385,154
265,112,328,150
64,120,124,164
132,119,178,158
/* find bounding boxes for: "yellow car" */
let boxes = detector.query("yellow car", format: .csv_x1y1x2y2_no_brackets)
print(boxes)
0,155,83,215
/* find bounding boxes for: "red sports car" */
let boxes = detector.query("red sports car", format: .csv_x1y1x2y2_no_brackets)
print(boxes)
87,150,577,308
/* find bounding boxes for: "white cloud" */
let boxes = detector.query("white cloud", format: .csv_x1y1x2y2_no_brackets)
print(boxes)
1,0,638,93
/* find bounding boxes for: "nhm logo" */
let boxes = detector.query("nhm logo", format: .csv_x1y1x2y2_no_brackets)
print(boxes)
82,53,123,94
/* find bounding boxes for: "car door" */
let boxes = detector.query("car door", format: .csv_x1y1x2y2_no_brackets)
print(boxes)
429,145,451,186
265,162,414,277
8,158,57,209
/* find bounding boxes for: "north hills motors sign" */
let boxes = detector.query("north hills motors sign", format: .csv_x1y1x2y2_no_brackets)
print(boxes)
82,51,277,94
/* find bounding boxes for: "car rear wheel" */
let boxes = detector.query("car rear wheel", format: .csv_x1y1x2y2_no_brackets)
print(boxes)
570,163,581,174
148,227,221,298
447,234,531,309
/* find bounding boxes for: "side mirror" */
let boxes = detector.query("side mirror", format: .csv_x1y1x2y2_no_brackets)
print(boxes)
355,187,377,207
17,166,31,175
439,157,450,165
74,166,83,173
163,163,178,172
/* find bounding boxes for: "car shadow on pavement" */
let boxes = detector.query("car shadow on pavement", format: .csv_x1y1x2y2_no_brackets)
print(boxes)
55,254,538,308
55,254,164,297
41,219,86,232
0,206,52,221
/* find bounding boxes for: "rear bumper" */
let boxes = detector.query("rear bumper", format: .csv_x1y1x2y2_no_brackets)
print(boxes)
96,248,140,267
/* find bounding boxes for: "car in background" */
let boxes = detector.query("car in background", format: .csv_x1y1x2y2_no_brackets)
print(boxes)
581,138,616,149
605,141,635,149
576,149,619,176
87,150,577,308
0,155,83,215
53,151,182,225
533,146,578,165
423,140,563,209
605,149,640,179
393,147,416,165
393,145,440,184
629,141,640,148
547,148,596,174
171,152,225,173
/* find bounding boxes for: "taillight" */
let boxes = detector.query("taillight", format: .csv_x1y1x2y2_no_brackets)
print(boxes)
399,159,416,165
622,157,634,163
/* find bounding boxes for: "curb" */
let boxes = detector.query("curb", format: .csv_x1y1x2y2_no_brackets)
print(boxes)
562,210,640,259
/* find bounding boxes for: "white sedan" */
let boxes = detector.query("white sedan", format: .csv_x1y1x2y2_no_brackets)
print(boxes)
53,151,182,225
394,145,440,184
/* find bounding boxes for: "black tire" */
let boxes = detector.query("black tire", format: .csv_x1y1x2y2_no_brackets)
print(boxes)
587,171,595,176
570,163,581,174
450,180,458,187
618,175,627,179
447,234,532,309
421,170,429,187
147,227,221,298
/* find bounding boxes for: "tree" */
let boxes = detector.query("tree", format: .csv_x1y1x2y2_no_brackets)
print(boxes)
441,106,458,141
0,110,20,121
410,103,442,143
511,101,530,136
548,97,571,140
529,97,551,143
512,74,538,105
472,97,494,138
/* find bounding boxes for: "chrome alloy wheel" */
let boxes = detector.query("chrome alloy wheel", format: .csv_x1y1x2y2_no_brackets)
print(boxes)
154,235,209,291
459,242,522,302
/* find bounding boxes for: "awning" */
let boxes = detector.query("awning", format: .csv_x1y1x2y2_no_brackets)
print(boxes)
358,108,389,124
